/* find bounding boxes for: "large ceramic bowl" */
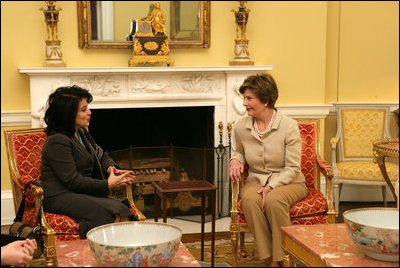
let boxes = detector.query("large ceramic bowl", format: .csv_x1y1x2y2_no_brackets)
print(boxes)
343,207,399,262
87,222,182,267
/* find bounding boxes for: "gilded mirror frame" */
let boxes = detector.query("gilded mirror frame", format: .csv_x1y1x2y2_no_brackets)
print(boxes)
77,1,210,49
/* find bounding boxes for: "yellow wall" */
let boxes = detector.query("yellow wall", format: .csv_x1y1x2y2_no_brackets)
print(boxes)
338,1,399,101
1,1,398,191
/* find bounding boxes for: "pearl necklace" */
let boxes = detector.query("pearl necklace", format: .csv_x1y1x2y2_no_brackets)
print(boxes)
253,110,276,136
254,119,268,136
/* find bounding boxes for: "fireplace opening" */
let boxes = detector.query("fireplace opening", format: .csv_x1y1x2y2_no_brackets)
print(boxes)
88,106,216,218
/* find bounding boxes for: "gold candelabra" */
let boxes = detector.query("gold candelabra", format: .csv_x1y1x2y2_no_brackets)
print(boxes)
229,1,254,65
40,1,66,67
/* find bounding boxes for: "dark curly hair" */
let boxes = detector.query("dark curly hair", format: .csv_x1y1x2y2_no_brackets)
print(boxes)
239,73,278,109
44,85,93,137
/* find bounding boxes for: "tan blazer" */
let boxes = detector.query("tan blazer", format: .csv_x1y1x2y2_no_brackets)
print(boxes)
231,110,305,188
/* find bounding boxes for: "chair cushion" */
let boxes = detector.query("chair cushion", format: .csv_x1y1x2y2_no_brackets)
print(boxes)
238,188,327,224
23,204,140,240
289,188,327,217
337,161,399,180
23,208,80,241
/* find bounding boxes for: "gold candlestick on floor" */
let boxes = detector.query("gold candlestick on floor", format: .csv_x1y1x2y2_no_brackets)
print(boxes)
40,1,66,67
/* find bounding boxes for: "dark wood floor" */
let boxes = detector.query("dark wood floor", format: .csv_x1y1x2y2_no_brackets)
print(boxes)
2,201,396,243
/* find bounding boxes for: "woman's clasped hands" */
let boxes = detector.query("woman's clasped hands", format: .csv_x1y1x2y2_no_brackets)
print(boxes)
107,166,136,189
1,239,37,267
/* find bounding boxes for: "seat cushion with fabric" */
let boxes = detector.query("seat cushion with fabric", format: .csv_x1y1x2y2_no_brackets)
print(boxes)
336,161,399,180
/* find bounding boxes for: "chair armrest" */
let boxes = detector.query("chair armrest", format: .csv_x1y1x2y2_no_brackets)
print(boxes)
316,159,333,179
316,158,335,222
230,179,240,238
330,137,339,147
29,184,58,266
125,184,146,221
231,181,239,213
330,137,340,171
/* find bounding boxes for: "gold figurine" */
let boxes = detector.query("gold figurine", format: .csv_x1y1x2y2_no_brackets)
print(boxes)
229,1,254,65
40,1,66,67
128,2,173,67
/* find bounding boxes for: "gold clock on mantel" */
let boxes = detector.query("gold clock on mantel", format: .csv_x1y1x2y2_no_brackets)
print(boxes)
128,2,173,67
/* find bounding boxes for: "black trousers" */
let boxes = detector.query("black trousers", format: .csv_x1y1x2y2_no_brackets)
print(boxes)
1,234,25,247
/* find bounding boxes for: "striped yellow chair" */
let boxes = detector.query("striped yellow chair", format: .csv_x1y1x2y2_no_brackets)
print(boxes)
331,105,398,217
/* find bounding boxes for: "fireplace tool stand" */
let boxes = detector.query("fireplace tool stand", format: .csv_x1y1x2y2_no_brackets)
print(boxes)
214,122,232,218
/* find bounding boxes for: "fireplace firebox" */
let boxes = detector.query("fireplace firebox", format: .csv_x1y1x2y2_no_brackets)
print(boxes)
89,107,216,218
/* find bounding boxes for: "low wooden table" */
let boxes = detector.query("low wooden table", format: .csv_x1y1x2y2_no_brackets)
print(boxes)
55,239,200,267
281,223,399,267
153,180,217,267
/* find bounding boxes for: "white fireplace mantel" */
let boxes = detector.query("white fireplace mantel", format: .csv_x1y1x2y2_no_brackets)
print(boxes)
20,66,276,141
19,66,333,132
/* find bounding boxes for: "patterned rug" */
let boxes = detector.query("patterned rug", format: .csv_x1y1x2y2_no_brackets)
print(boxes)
184,237,266,267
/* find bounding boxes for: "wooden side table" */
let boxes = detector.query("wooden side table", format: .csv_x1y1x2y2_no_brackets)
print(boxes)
153,180,217,267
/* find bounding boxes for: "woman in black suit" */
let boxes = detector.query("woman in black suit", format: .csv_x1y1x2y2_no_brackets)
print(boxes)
41,85,136,238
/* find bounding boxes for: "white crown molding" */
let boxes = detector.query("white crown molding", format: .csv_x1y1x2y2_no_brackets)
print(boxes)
1,110,31,127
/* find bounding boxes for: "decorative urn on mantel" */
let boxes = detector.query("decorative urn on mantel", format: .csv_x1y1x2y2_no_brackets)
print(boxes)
40,1,66,67
229,1,254,66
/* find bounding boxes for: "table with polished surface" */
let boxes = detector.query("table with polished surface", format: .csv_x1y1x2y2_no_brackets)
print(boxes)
153,180,217,267
54,239,201,267
373,138,399,206
281,223,399,267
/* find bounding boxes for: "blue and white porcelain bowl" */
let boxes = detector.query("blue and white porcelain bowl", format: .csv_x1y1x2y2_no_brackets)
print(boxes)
87,222,182,267
343,207,399,262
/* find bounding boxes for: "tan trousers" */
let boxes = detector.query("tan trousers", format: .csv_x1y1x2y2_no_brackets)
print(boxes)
240,181,308,261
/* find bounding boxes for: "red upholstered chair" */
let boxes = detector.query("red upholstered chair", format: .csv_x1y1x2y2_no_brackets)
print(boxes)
4,128,145,266
230,119,335,266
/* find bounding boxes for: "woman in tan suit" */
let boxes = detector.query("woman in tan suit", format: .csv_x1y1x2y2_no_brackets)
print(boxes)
229,74,307,267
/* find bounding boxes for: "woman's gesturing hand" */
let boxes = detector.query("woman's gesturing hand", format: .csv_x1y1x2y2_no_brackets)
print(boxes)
107,168,135,189
229,159,244,183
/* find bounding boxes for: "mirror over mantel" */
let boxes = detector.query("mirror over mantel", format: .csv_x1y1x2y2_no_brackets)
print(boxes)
77,1,210,49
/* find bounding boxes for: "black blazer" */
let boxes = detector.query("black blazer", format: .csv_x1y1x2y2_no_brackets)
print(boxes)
41,128,116,199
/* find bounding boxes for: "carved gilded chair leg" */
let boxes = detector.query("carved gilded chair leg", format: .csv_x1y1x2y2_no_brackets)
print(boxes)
282,252,294,267
231,232,238,267
333,183,340,217
382,185,387,207
230,214,239,267
43,231,58,267
240,231,245,253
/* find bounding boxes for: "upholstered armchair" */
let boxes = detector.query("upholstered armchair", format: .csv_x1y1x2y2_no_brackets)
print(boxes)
230,119,335,266
4,128,145,266
331,106,399,217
